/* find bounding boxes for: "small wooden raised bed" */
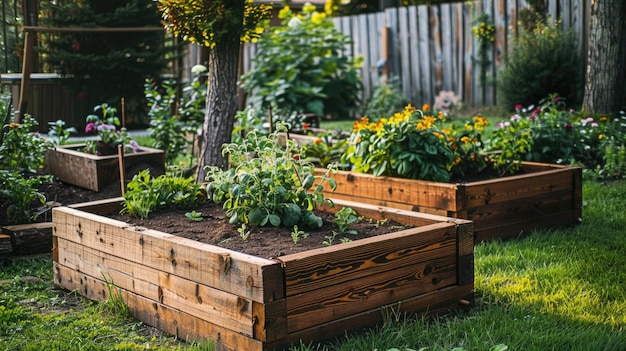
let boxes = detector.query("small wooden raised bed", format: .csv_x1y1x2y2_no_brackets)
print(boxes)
314,163,582,242
52,198,473,351
45,144,165,192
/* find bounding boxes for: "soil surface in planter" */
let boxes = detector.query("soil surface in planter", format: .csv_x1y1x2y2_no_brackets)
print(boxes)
108,201,411,259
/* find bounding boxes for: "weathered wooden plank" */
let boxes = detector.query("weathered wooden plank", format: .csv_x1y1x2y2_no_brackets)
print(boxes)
280,224,457,293
53,263,266,351
55,236,263,337
0,234,12,255
52,206,284,303
495,0,507,67
3,222,52,254
430,5,443,96
462,3,473,104
398,7,412,101
285,254,457,332
418,6,432,104
314,169,459,212
265,283,474,350
463,167,578,208
68,197,124,215
440,4,453,91
408,6,421,103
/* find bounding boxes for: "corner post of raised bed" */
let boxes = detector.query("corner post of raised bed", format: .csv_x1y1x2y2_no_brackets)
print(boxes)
573,166,583,223
453,218,474,304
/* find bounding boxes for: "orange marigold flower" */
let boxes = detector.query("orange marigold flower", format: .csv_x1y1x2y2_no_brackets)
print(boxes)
314,138,323,144
9,123,21,128
460,136,471,143
422,103,430,112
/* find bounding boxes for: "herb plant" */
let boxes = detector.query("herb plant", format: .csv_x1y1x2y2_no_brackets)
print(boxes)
0,170,50,225
121,169,203,219
205,125,337,230
0,114,52,173
47,119,76,145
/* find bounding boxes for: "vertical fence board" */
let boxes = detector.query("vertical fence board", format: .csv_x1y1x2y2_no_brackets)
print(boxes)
439,4,453,92
418,6,431,104
408,6,421,103
398,7,412,101
430,6,443,98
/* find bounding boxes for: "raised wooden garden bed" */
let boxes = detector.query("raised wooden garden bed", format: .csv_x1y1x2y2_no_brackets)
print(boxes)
314,163,582,242
45,144,165,192
52,198,473,351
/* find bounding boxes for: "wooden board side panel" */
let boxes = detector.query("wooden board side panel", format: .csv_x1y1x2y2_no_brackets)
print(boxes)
315,169,460,212
55,237,261,337
268,284,474,350
53,263,266,351
285,254,458,332
463,167,579,208
53,207,284,303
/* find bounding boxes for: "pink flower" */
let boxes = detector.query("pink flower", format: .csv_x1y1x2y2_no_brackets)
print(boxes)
515,104,523,111
529,114,537,120
85,122,96,133
510,114,521,122
564,123,573,130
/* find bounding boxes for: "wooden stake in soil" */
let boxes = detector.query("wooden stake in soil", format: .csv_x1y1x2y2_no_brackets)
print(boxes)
118,144,126,196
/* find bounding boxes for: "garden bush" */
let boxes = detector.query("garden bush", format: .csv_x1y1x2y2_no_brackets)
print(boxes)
240,4,362,129
497,21,583,110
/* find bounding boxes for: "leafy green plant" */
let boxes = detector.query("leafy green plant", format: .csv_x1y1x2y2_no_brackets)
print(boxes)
290,225,309,244
497,20,583,109
0,170,50,225
322,206,360,246
85,103,123,144
205,125,337,230
47,119,76,145
121,169,203,219
237,223,251,241
361,76,409,120
185,210,204,221
300,130,349,168
0,114,52,173
144,78,203,163
240,4,362,129
341,104,527,181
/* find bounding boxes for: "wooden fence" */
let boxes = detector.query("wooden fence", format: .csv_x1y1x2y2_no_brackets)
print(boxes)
238,0,591,108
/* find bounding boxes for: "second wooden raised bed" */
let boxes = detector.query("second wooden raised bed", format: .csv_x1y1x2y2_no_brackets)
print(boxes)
314,163,582,242
53,198,473,350
45,144,165,192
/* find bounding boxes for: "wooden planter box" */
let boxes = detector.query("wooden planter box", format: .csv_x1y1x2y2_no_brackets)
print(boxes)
315,163,582,242
45,144,165,192
52,198,473,351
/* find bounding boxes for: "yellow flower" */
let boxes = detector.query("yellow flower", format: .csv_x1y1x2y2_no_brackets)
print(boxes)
598,134,604,140
278,6,291,19
9,123,20,128
302,2,317,14
460,136,471,143
311,12,326,24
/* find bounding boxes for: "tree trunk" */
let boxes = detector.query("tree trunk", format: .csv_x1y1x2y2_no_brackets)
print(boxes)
582,0,626,115
195,38,241,182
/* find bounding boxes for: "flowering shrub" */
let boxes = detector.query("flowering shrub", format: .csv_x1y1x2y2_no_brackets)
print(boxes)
472,13,495,42
489,94,626,180
0,115,52,173
342,105,495,182
240,3,362,129
85,103,124,145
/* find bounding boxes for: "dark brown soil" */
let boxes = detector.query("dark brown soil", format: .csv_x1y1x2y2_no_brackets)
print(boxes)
108,200,410,259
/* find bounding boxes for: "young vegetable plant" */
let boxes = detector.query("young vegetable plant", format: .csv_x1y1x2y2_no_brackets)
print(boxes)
121,169,203,219
205,124,337,231
185,210,203,221
290,225,308,244
323,206,360,246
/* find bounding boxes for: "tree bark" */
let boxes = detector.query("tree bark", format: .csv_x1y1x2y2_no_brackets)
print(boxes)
195,38,241,182
582,0,626,115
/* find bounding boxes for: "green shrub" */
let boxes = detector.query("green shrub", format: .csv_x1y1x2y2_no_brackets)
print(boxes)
240,4,362,129
361,77,409,120
497,21,583,110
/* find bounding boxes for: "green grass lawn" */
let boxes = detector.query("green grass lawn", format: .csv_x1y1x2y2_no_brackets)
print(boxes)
1,180,625,351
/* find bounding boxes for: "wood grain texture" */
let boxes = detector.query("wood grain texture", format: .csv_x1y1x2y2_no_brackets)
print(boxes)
53,199,473,350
